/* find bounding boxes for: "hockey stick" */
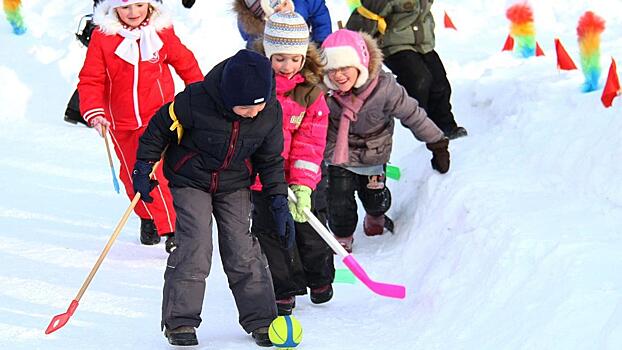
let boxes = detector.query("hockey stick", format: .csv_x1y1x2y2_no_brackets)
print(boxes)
103,126,120,193
45,163,159,334
288,188,406,299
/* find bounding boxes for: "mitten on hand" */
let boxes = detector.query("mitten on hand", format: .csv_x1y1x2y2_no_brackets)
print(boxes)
270,194,296,249
426,138,450,174
182,0,195,8
132,160,158,203
288,184,312,223
90,116,111,137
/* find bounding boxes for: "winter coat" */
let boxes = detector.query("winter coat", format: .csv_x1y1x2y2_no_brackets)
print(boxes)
233,0,332,45
251,43,328,191
78,3,203,130
324,33,443,167
346,0,436,56
136,57,288,197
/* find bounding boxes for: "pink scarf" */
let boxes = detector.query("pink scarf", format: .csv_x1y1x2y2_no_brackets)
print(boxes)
331,77,379,164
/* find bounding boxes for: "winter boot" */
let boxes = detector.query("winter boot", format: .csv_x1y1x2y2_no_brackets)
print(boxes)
364,214,386,236
251,327,272,347
164,233,176,253
310,284,333,304
140,218,161,245
335,235,353,253
164,326,198,346
276,296,295,316
445,126,468,140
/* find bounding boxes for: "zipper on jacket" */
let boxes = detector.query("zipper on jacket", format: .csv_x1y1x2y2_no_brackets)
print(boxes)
209,121,241,193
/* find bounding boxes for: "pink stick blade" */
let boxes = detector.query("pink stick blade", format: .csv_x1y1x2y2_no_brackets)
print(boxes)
45,300,79,334
342,255,406,299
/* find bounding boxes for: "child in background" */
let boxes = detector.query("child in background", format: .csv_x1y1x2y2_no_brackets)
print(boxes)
78,0,203,251
320,29,450,252
346,0,467,140
251,11,334,315
233,0,332,47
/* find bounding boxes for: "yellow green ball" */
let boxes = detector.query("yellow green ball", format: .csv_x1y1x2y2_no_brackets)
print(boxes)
268,315,303,348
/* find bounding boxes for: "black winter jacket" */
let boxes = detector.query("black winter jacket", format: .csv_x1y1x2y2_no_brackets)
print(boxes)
136,58,287,197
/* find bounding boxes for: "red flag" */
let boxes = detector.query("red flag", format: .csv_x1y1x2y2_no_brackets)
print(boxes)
535,42,545,56
601,58,621,108
502,34,514,51
554,38,577,70
444,11,457,30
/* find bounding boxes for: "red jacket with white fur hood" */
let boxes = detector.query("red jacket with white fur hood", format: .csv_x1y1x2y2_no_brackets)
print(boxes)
78,2,203,130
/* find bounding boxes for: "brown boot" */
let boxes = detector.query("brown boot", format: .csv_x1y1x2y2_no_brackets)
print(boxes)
363,214,385,236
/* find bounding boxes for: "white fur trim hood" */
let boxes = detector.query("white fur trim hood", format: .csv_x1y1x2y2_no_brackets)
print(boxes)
93,1,172,35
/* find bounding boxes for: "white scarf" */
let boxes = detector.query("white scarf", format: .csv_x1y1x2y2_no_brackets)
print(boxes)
114,25,163,65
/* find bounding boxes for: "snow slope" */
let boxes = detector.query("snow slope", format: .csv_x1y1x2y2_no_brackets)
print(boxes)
1,0,621,349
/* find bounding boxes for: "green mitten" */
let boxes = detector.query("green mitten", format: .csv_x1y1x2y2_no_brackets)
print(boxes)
288,184,312,223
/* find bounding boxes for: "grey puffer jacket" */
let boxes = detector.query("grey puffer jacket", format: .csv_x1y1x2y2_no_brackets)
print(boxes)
324,33,443,167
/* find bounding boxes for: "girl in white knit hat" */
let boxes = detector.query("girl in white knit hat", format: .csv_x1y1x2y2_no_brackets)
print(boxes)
77,0,203,255
250,11,335,316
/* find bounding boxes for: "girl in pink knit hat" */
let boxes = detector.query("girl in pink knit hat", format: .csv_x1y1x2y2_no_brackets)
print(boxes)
320,29,451,253
77,0,203,253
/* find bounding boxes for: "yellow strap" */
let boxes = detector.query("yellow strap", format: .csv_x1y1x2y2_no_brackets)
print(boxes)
168,102,183,144
356,6,387,35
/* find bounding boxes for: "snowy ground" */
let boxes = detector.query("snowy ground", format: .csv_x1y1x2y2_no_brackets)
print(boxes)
1,0,621,349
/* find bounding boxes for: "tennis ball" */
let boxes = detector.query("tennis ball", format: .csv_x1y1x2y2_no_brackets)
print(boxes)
268,315,303,348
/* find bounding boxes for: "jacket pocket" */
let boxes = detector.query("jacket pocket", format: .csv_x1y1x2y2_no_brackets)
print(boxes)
234,137,262,163
360,132,393,164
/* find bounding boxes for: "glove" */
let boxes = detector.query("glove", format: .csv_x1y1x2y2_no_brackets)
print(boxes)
270,194,296,249
90,116,111,137
182,0,195,8
132,160,159,203
288,184,312,223
426,138,450,174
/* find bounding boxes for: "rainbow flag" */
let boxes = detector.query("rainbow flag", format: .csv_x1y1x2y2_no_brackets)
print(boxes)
506,2,536,58
577,11,605,92
3,0,26,35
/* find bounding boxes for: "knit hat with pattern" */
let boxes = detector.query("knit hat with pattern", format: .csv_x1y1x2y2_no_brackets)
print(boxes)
263,11,309,59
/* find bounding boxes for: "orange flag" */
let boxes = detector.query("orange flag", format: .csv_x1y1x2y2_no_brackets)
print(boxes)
535,42,545,56
444,11,457,30
554,38,577,70
601,58,621,108
502,34,514,51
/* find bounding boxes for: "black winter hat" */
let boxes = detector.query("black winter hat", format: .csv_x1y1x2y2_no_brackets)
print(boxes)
220,49,273,110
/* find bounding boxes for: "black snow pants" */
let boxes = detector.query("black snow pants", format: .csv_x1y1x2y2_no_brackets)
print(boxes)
384,49,458,133
326,165,391,238
161,187,276,333
251,178,335,300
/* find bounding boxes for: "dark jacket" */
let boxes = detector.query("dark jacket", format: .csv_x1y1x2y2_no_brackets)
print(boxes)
137,57,288,196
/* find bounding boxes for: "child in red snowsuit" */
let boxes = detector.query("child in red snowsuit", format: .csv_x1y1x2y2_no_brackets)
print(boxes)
78,0,203,250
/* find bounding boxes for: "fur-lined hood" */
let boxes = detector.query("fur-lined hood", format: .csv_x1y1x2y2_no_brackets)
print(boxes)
233,0,272,37
359,31,383,81
253,40,325,85
93,1,172,35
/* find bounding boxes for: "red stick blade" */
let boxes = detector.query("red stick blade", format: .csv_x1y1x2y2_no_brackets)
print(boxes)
45,300,79,334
